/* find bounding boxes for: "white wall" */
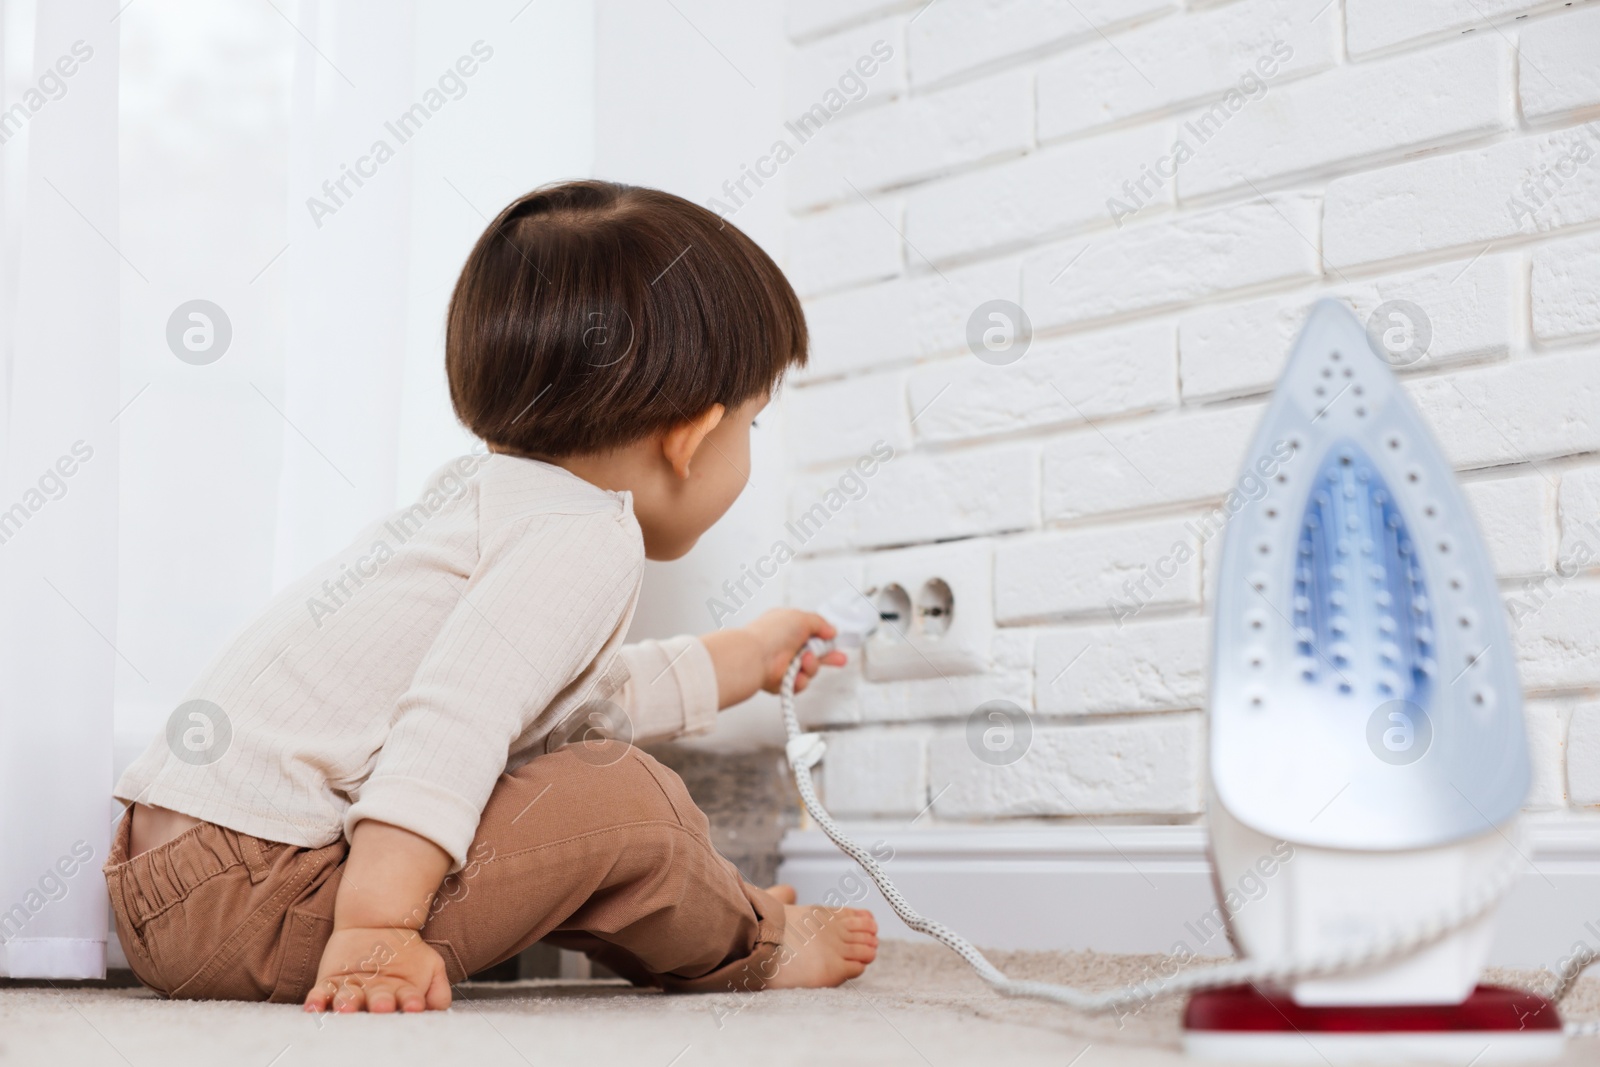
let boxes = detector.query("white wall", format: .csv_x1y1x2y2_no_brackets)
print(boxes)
778,0,1600,827
595,0,800,751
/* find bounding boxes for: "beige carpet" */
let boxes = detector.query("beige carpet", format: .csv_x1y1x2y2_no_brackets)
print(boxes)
4,944,1598,1066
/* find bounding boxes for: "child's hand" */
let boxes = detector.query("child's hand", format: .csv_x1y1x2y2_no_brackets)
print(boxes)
748,609,848,695
702,609,849,709
303,925,452,1013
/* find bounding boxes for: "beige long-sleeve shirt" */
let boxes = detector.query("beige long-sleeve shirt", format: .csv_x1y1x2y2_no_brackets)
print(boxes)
114,453,719,871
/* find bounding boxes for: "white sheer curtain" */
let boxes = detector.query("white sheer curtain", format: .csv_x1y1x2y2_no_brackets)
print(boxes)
275,0,415,583
0,0,593,978
0,0,120,978
0,0,421,980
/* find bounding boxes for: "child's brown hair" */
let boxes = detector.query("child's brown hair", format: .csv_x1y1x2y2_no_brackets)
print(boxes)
446,180,807,457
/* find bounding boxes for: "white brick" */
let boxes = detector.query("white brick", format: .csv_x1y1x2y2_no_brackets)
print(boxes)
790,443,1037,552
1406,351,1600,470
908,321,1177,445
804,258,1017,378
1532,231,1600,344
795,658,865,727
992,628,1034,672
787,371,910,467
1324,254,1518,370
1346,0,1544,57
1036,616,1209,715
1520,6,1600,123
1041,403,1265,521
785,554,868,608
786,0,912,42
1510,577,1600,692
859,628,1037,724
788,69,1032,210
929,715,1203,816
1462,474,1557,578
1324,255,1523,367
909,0,1176,87
787,196,903,297
1180,36,1513,199
1036,0,1336,141
859,661,1033,722
1180,255,1519,403
1558,466,1600,566
1021,195,1321,332
1567,699,1600,807
1201,506,1227,607
787,16,906,119
1325,128,1600,268
1524,697,1573,809
1179,295,1311,403
822,728,928,816
905,122,1176,263
995,517,1202,623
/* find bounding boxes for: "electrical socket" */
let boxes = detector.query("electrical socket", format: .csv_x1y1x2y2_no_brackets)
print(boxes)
861,540,993,682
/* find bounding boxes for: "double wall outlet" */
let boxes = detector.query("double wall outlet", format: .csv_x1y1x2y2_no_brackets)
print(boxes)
862,540,993,682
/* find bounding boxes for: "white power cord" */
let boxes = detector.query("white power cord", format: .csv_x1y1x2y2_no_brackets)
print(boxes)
780,633,1595,1033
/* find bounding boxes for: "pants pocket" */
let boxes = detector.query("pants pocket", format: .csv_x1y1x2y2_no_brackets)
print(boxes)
271,905,334,1004
106,889,169,994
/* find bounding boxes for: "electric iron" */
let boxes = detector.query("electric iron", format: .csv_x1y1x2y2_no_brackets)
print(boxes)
1187,298,1560,1060
775,300,1582,1061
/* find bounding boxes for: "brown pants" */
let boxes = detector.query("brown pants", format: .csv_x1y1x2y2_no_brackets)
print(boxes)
103,741,786,1002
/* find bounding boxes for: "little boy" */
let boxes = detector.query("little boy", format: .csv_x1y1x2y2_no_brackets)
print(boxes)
105,180,878,1012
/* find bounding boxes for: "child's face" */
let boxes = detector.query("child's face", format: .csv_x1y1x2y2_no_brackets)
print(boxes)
641,393,767,560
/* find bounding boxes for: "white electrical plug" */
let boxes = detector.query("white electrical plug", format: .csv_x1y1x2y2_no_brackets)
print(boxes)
815,588,880,652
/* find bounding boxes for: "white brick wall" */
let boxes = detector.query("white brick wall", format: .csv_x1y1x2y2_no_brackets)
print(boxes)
1324,127,1600,269
1179,252,1518,402
1177,36,1513,199
909,0,1176,89
907,320,1176,444
1463,474,1557,578
1532,232,1600,343
1343,0,1551,58
778,0,1600,827
904,122,1177,263
1034,0,1337,141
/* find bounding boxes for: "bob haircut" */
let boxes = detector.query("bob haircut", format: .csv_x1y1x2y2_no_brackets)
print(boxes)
446,180,807,457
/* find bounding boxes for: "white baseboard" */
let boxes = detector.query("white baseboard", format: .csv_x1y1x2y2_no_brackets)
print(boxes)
0,938,107,979
777,814,1600,969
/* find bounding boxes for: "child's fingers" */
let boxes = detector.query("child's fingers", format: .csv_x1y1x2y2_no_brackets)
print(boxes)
425,966,453,1010
303,981,334,1013
367,984,398,1014
821,650,848,668
331,978,366,1013
394,982,426,1013
802,610,837,642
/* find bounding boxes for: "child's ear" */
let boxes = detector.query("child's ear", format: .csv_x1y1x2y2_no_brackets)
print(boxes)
661,404,725,479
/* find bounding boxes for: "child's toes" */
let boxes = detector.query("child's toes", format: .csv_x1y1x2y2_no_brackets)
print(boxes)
845,908,877,933
843,939,877,964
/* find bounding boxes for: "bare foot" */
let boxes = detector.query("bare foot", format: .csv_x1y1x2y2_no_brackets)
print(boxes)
763,883,799,905
763,899,879,989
